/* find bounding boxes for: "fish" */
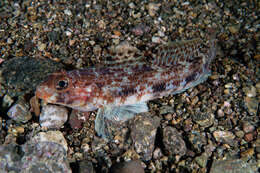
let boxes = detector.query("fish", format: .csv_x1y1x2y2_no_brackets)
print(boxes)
36,37,216,139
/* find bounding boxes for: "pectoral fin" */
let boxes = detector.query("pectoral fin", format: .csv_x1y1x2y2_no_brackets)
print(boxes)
95,102,148,139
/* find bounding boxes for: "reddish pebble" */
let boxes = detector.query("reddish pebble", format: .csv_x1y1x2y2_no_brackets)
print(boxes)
244,133,254,142
69,110,90,129
242,122,255,133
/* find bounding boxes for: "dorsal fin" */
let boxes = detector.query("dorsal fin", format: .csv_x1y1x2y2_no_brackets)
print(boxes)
103,41,146,67
152,38,203,66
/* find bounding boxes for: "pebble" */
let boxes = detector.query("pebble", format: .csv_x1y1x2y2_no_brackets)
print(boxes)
8,126,25,136
0,131,70,173
7,99,32,123
29,131,68,152
242,122,255,133
244,97,258,115
244,132,254,142
210,158,256,173
194,153,209,168
147,3,160,17
2,94,14,108
188,131,207,153
131,24,150,36
159,105,175,115
152,36,161,43
40,105,68,129
213,130,236,146
0,143,22,172
244,86,257,97
130,113,161,161
64,9,72,16
192,112,214,128
240,148,254,158
235,130,244,138
110,160,144,173
128,2,136,9
69,110,90,129
153,147,163,159
37,42,46,51
78,160,95,173
163,126,187,156
22,140,71,173
228,25,240,34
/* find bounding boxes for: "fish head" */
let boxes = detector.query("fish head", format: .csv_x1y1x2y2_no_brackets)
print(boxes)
36,70,99,111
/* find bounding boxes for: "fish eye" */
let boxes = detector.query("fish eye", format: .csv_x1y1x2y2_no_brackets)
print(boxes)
56,79,68,90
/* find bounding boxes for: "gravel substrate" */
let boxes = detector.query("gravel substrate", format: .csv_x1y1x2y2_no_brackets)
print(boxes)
0,0,259,173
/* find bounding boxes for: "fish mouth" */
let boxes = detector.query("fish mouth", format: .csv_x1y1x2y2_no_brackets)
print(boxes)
35,85,58,103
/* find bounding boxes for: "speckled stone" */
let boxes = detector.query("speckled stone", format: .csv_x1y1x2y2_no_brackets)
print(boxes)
210,158,257,173
21,141,71,173
29,131,68,152
7,99,32,123
213,130,236,146
110,160,144,173
0,143,22,172
78,160,95,173
163,126,187,157
130,113,161,161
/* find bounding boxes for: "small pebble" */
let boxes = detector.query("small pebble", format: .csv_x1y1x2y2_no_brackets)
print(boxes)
211,158,256,173
29,131,68,152
163,126,186,156
242,122,255,133
7,99,32,123
244,97,258,115
192,112,214,128
2,95,14,108
110,160,144,173
152,36,161,43
228,25,240,34
78,160,95,173
244,133,254,142
130,113,161,161
40,105,68,129
153,147,163,159
240,148,254,158
194,153,209,168
213,130,236,146
147,3,160,17
64,9,72,16
38,42,46,51
244,86,257,97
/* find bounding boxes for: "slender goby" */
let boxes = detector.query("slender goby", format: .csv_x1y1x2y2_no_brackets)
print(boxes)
36,37,216,139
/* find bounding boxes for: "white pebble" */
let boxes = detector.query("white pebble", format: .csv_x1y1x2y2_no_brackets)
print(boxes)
40,105,68,129
152,36,161,43
64,9,72,16
30,131,68,152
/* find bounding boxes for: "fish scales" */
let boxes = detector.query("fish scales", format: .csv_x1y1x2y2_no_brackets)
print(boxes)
36,38,216,138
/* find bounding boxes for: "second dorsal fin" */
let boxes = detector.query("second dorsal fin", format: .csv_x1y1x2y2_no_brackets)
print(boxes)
152,38,203,66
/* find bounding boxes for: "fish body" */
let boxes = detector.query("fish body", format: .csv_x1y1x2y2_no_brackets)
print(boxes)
36,38,216,138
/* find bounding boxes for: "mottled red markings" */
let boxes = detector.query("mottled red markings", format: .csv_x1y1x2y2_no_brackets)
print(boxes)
36,38,215,112
152,82,166,93
115,87,137,97
172,80,180,86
